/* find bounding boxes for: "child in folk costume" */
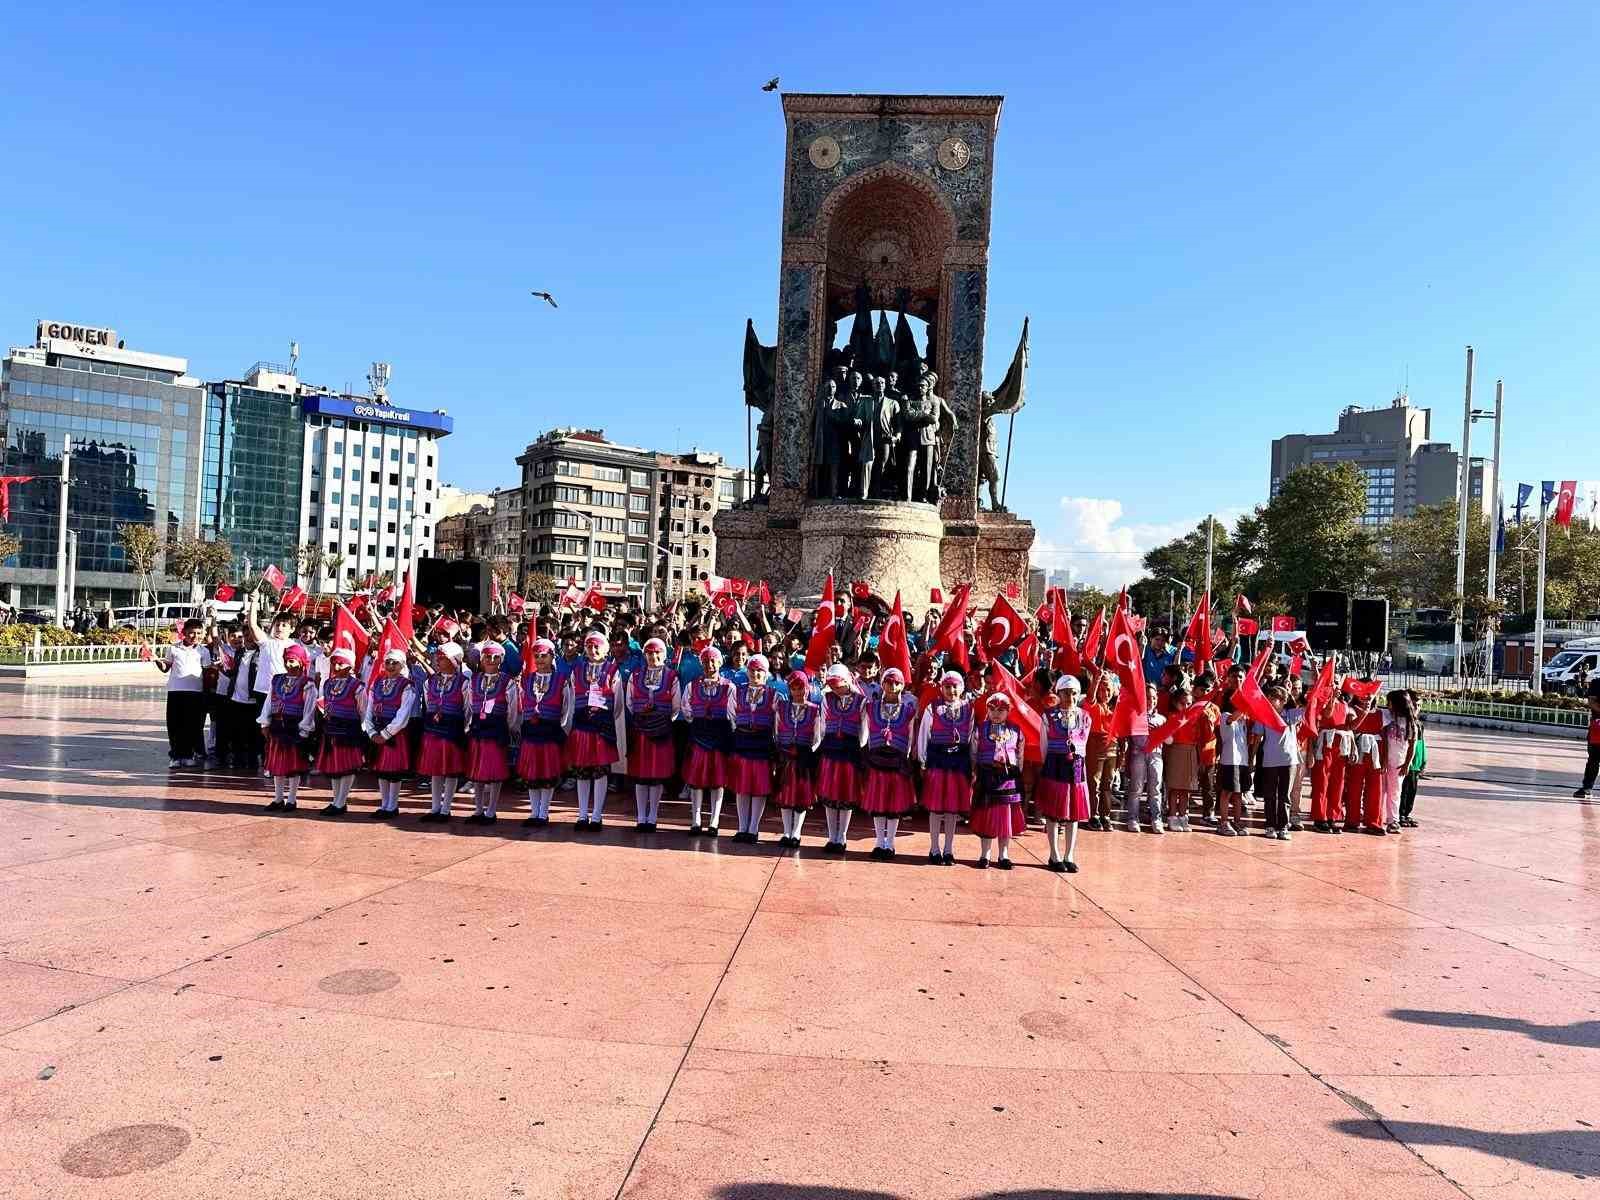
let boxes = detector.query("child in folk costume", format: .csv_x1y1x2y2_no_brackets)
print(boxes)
624,637,678,831
860,667,917,859
315,648,368,816
816,664,867,855
1308,696,1350,833
971,693,1026,868
1037,675,1092,872
773,669,822,847
258,643,318,811
730,654,778,843
1343,696,1385,835
464,643,518,824
916,670,974,865
680,646,735,836
565,631,626,830
517,639,573,827
418,643,471,822
363,648,417,818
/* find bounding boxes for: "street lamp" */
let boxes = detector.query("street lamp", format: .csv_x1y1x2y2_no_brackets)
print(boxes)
1164,577,1192,634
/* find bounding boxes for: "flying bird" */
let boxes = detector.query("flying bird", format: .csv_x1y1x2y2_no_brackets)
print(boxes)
530,291,558,308
761,77,779,92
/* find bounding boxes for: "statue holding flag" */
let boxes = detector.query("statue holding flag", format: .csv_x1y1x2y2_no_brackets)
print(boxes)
978,317,1029,511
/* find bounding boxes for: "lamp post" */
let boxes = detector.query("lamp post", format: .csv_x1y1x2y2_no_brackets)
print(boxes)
1482,380,1504,682
54,434,72,627
1452,347,1474,680
1164,577,1193,626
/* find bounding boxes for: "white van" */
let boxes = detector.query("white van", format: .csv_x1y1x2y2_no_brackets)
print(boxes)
112,603,214,632
1541,638,1600,694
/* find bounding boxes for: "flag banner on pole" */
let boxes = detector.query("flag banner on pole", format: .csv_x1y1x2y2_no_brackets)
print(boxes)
1542,480,1556,508
803,574,838,672
262,564,286,592
1514,482,1533,525
1555,481,1578,528
879,591,914,683
982,594,1029,658
214,583,235,603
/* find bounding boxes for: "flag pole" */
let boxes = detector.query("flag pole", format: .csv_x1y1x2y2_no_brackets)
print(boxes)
1203,515,1214,601
1483,379,1503,681
54,434,71,628
1532,493,1549,695
1000,411,1017,511
1452,345,1474,683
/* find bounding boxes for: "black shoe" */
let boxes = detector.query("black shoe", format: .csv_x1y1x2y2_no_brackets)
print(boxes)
322,804,346,816
521,816,540,827
928,851,943,864
976,858,990,869
1289,822,1304,832
705,826,719,838
645,822,658,832
1065,861,1080,873
1364,825,1386,836
465,813,486,825
882,846,894,859
941,852,955,866
370,808,390,819
825,841,845,855
687,825,703,836
635,822,649,831
266,800,284,811
1330,824,1343,835
1048,859,1066,872
996,858,1014,871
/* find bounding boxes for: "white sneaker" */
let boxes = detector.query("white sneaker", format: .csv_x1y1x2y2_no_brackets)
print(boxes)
1124,819,1140,833
1218,822,1236,837
1151,820,1165,835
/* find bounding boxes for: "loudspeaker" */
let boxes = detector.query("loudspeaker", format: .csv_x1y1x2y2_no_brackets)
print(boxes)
415,557,491,614
1349,597,1390,653
1305,590,1349,652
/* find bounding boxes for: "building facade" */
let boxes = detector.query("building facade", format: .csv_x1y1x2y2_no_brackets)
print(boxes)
202,363,304,575
1270,395,1489,527
516,429,658,602
654,450,751,601
1,320,204,609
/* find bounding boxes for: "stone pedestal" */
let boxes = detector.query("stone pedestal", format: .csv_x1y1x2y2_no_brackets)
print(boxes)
792,501,945,605
939,510,1037,601
712,507,800,594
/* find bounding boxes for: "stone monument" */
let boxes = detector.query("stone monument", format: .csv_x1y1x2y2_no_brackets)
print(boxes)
716,92,1035,603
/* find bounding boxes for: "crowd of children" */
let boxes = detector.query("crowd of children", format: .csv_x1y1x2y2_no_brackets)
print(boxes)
155,586,1436,871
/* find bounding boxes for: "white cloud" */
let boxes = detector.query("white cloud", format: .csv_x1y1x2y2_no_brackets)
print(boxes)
1032,498,1249,591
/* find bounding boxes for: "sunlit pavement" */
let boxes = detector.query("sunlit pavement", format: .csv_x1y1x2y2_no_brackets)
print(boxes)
2,682,1597,1199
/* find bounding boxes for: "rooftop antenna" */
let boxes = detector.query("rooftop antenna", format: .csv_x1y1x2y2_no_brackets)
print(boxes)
368,361,391,402
288,341,300,374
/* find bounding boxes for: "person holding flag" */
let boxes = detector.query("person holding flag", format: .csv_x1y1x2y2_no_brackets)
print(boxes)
729,654,778,844
916,670,975,865
772,668,823,847
1083,672,1120,832
858,666,918,859
516,638,573,827
257,643,318,812
565,631,626,831
679,645,735,837
970,693,1026,868
1253,683,1305,841
1036,675,1091,872
816,664,867,854
463,642,518,824
314,647,368,816
1214,668,1256,837
363,648,417,817
418,643,471,822
623,637,678,832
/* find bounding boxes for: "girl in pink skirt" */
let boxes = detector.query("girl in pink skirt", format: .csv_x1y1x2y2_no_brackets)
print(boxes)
465,642,518,824
624,637,679,831
916,670,974,865
730,654,778,844
516,639,572,827
860,667,917,859
315,648,367,816
418,643,470,822
1037,675,1091,873
970,693,1026,868
258,643,318,812
566,631,626,830
363,648,416,818
816,664,866,854
678,647,734,836
773,669,822,847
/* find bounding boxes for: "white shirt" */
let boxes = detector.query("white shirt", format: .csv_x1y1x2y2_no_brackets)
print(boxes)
230,648,257,703
165,643,211,693
1218,712,1252,766
253,637,291,694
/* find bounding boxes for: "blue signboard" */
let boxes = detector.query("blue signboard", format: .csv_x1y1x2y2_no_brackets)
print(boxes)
302,394,453,435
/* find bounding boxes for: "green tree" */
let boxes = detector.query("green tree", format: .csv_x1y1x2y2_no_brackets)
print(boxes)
117,523,161,606
1132,518,1238,624
1252,463,1379,613
295,539,323,586
521,570,558,605
322,552,346,593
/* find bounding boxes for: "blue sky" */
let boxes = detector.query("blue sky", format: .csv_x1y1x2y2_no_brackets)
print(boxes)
3,2,1595,585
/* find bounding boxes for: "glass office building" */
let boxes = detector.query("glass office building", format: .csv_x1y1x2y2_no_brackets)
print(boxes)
0,322,204,610
203,366,305,574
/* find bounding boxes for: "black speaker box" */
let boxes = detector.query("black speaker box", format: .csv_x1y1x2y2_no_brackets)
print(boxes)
1305,590,1350,652
416,557,491,614
1349,597,1390,653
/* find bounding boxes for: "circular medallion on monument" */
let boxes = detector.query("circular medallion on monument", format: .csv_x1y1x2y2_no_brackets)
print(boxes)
937,137,971,171
808,135,841,170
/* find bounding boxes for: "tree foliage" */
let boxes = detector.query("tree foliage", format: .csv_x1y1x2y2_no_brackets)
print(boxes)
117,523,161,604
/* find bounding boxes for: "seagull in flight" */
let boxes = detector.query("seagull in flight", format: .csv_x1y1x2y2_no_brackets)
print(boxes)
530,291,559,309
761,77,779,92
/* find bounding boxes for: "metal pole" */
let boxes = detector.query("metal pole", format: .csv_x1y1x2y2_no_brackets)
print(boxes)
55,434,71,627
1167,589,1174,635
1452,345,1474,681
1533,495,1549,694
1203,515,1214,601
1484,379,1504,682
1000,411,1017,510
65,530,78,616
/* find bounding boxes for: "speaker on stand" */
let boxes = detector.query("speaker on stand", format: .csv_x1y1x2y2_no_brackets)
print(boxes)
1350,597,1390,654
415,558,492,615
1305,590,1350,653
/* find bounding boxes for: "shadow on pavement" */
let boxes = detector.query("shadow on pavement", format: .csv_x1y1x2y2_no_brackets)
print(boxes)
1389,1008,1600,1049
1333,1119,1598,1178
713,1189,1248,1199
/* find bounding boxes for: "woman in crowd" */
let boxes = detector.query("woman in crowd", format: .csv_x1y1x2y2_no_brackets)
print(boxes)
816,663,866,854
566,630,626,830
859,666,917,859
772,668,822,846
730,654,778,843
419,642,470,822
258,642,318,812
315,647,367,816
624,637,678,831
464,642,517,824
1379,688,1420,835
1036,675,1091,872
1083,672,1118,831
917,669,974,865
363,647,416,818
680,645,735,836
517,638,572,827
970,693,1025,868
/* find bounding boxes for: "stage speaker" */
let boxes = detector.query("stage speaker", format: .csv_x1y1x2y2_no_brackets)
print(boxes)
1305,590,1349,652
1349,597,1390,653
415,557,491,614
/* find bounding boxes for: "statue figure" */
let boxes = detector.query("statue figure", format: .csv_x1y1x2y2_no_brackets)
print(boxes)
811,367,845,498
899,370,942,502
881,368,908,495
853,375,894,500
742,318,777,499
978,317,1029,511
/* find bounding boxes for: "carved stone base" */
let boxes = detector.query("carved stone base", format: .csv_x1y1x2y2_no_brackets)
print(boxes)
939,510,1037,602
792,501,945,606
713,507,800,595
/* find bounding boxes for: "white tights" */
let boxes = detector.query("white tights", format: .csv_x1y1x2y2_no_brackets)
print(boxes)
735,794,768,836
823,805,853,845
272,775,300,808
634,783,664,824
430,776,458,815
474,781,503,817
376,779,401,812
928,812,959,856
778,807,808,840
525,787,554,820
871,815,900,850
689,787,725,830
1046,819,1079,863
576,777,609,823
978,834,1012,864
329,775,354,809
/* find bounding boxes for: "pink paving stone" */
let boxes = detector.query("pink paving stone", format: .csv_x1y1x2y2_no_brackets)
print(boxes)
1,684,1598,1199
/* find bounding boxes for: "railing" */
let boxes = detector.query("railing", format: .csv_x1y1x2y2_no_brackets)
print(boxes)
0,642,152,666
1420,696,1588,730
1384,670,1534,694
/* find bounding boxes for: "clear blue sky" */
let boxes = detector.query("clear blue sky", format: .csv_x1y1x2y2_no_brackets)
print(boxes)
3,2,1595,586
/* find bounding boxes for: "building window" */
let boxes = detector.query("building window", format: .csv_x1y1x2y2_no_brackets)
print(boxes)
369,496,379,509
626,543,648,561
407,452,415,464
389,449,400,462
367,519,378,532
348,543,358,555
328,540,338,552
627,568,646,584
369,471,379,484
331,492,342,504
426,454,433,467
629,494,649,512
387,522,396,534
629,470,649,487
628,519,647,536
348,518,358,530
387,498,399,510
332,467,342,479
385,546,395,558
333,442,342,452
310,490,320,503
593,465,624,482
352,445,363,457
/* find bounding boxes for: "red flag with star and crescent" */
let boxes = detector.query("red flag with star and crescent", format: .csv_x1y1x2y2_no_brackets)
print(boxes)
803,574,838,672
1104,604,1149,737
879,590,914,683
982,593,1029,658
0,475,36,522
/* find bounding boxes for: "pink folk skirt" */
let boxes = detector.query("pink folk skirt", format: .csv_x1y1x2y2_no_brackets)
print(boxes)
564,728,616,772
371,736,412,779
516,740,564,786
418,733,467,778
316,740,366,778
920,767,972,814
264,738,310,778
728,755,773,797
629,733,676,782
775,761,817,810
969,800,1026,839
861,767,916,816
1035,777,1091,822
466,739,511,784
682,745,728,790
816,759,861,808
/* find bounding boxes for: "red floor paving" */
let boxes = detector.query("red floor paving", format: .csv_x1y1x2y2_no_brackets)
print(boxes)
1,681,1598,1198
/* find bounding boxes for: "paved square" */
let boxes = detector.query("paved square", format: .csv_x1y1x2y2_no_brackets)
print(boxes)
2,682,1597,1198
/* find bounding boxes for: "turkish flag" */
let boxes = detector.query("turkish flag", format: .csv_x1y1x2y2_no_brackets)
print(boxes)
1302,657,1336,738
1236,616,1259,637
333,602,372,664
986,660,1043,764
375,582,395,606
367,618,410,686
1341,675,1382,700
1247,638,1273,681
345,592,371,624
729,578,749,600
851,579,871,601
262,564,287,592
1182,593,1213,665
1145,701,1207,752
803,574,838,672
982,594,1029,658
1270,615,1295,634
1288,651,1303,680
1555,481,1578,528
924,583,971,664
1003,580,1021,600
279,585,308,613
559,582,584,610
1080,607,1106,665
1235,594,1253,615
214,583,236,603
1234,668,1287,734
929,587,944,605
395,568,415,642
1104,605,1149,737
508,592,525,614
580,586,607,614
879,590,914,682
1049,589,1082,676
1016,631,1040,677
428,615,461,642
757,580,772,606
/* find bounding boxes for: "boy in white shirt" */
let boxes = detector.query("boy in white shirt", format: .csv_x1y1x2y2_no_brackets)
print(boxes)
156,618,212,767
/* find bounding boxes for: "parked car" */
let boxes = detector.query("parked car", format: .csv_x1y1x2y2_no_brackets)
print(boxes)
1541,639,1600,694
15,608,54,625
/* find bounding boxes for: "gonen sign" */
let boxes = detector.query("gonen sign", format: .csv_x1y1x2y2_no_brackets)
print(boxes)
36,320,116,349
